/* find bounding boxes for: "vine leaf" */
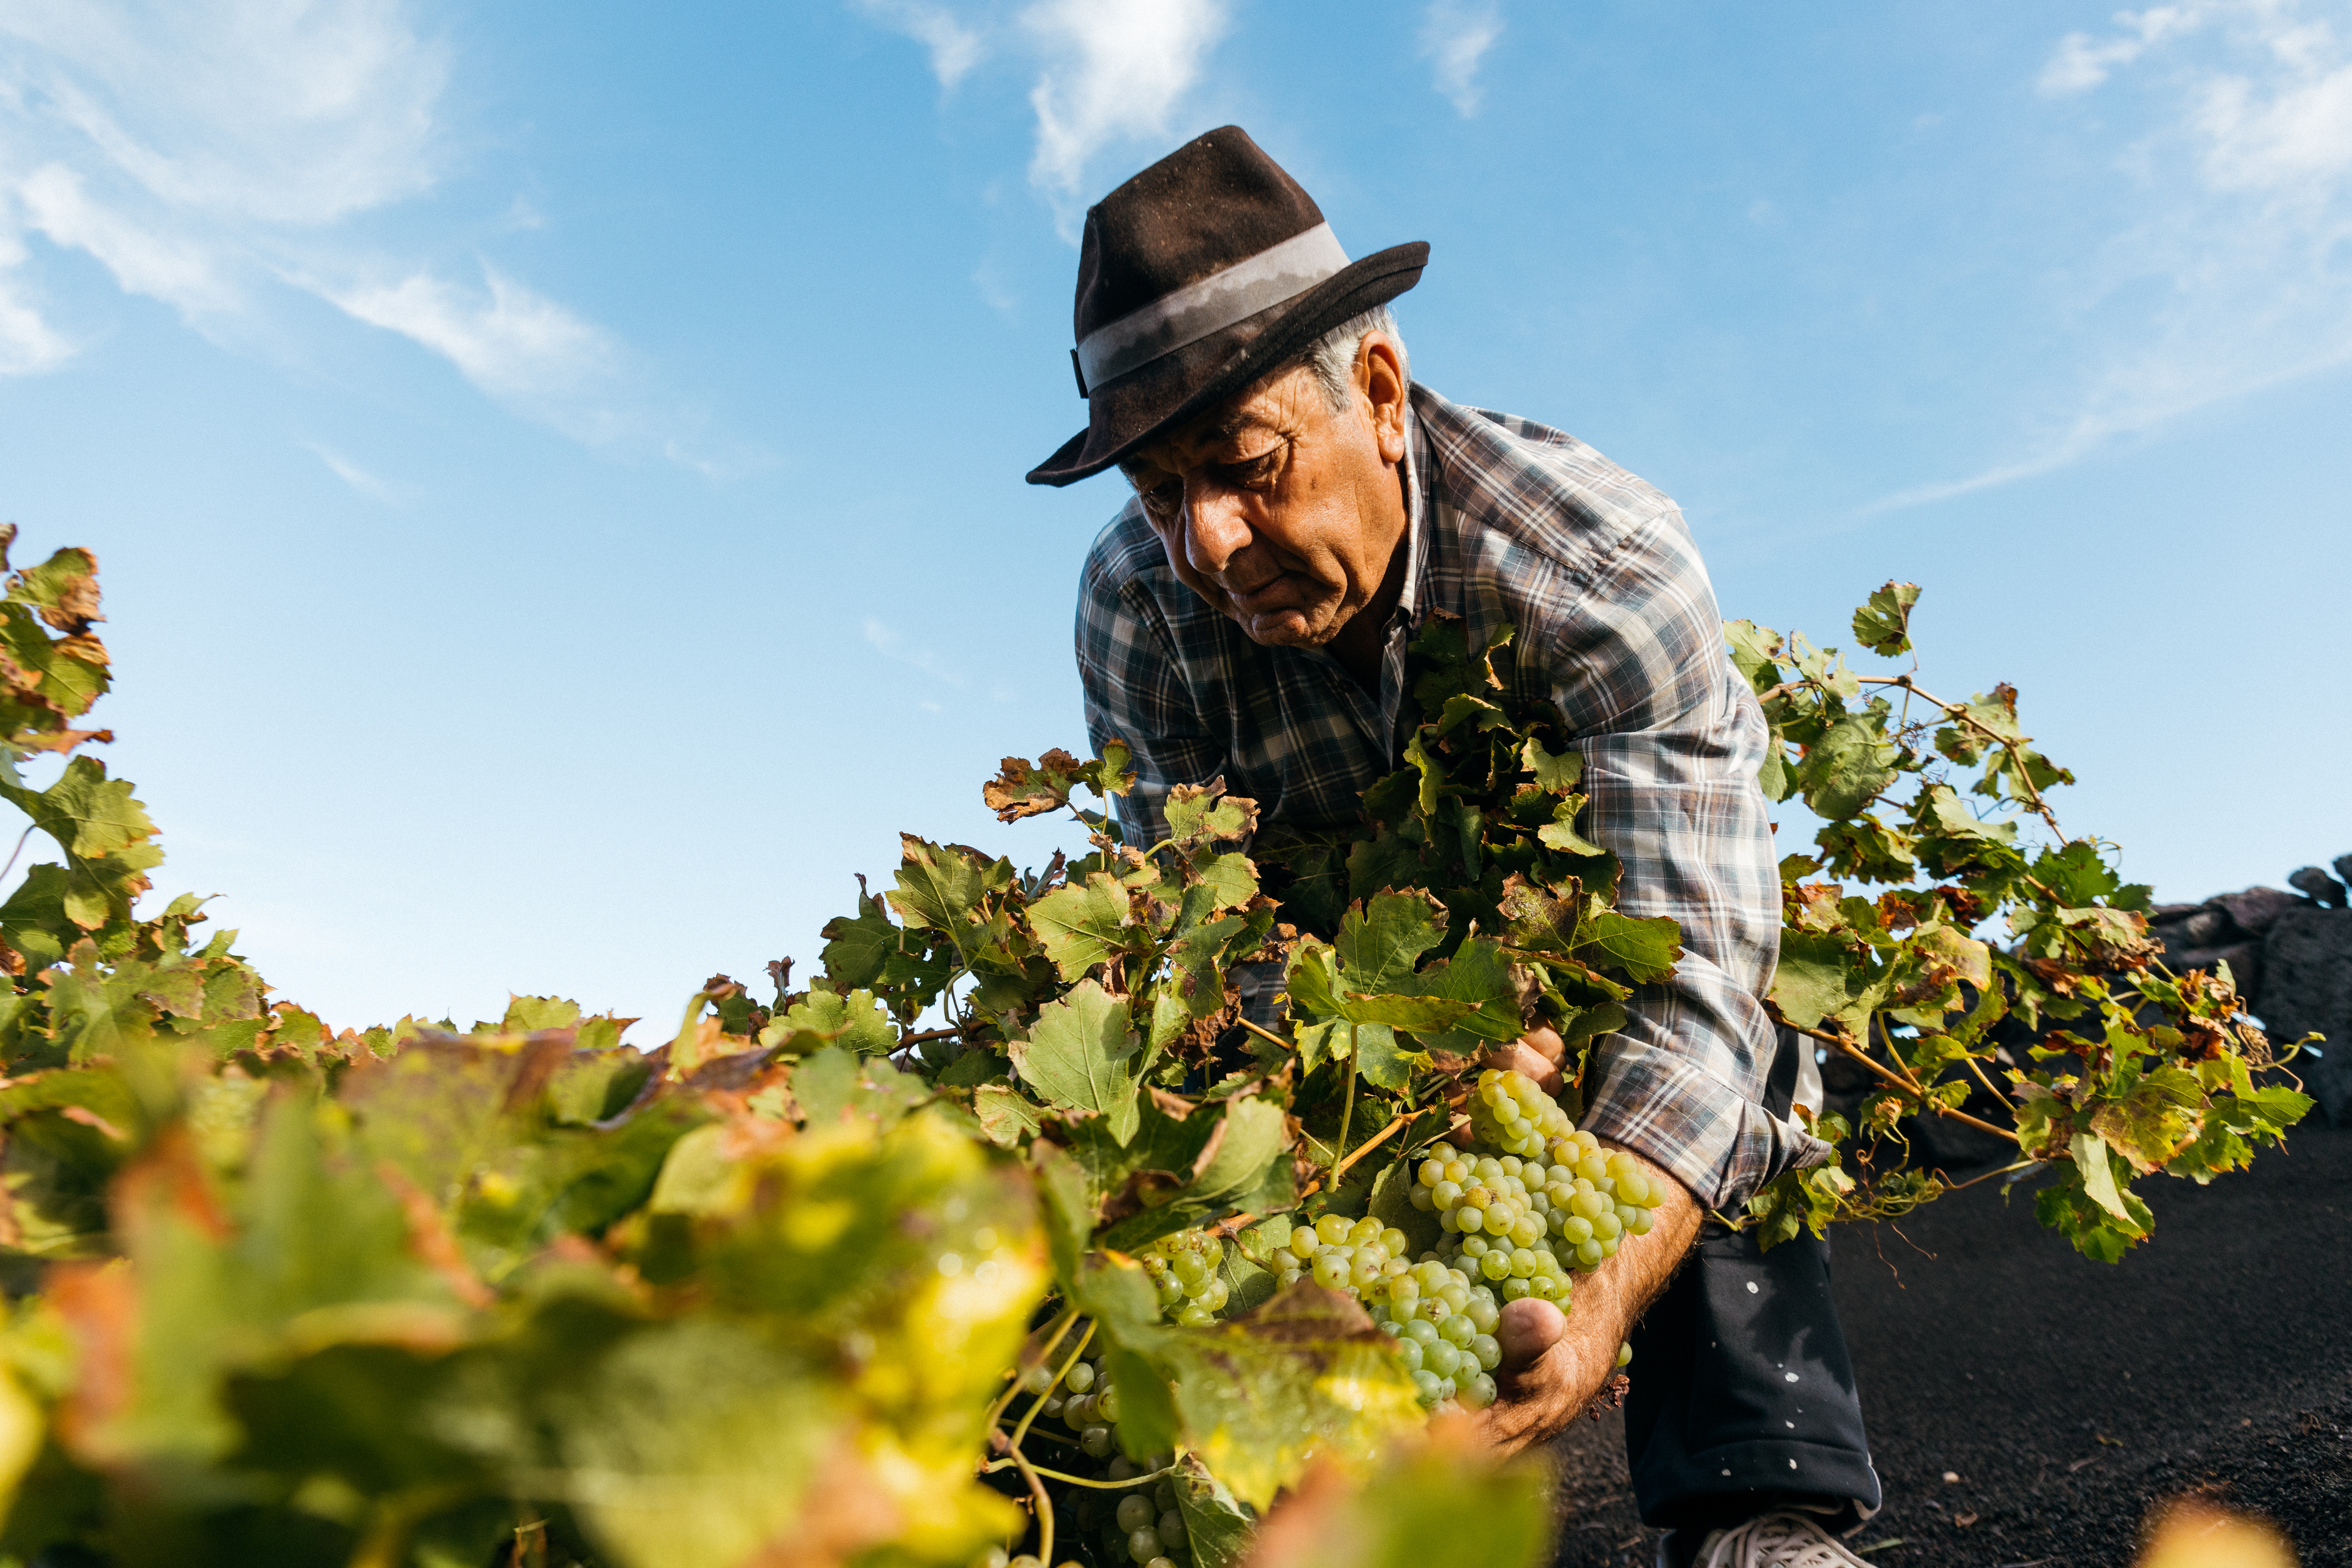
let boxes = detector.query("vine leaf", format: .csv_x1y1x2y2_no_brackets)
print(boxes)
819,884,901,990
1028,873,1132,981
1850,581,1920,657
1152,1284,1422,1510
1172,1453,1257,1568
1008,980,1142,1145
1574,910,1682,986
1333,891,1448,994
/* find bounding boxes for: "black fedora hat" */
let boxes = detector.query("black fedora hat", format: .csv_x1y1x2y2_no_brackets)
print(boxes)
1026,126,1428,487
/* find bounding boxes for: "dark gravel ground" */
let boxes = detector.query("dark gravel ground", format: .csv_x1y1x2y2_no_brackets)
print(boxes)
1547,1121,2352,1567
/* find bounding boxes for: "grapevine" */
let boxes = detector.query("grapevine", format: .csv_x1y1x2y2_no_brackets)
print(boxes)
0,536,2311,1568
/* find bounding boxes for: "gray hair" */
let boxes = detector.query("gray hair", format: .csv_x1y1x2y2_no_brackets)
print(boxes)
1299,305,1409,412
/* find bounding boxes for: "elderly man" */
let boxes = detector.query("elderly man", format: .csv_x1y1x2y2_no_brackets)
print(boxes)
1029,128,1883,1568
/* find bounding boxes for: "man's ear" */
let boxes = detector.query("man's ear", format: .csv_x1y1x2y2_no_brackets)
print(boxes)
1358,334,1409,464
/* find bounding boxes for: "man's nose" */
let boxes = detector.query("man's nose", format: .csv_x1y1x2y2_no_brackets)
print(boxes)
1183,483,1254,577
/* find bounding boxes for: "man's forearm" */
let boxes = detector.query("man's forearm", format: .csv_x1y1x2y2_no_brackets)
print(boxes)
1472,1141,1703,1454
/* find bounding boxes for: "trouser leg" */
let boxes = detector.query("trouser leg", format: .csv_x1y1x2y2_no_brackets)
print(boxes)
1621,1220,1881,1532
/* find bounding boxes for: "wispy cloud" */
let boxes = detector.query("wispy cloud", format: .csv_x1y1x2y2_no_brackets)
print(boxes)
1023,0,1230,230
0,0,704,462
1421,0,1504,118
304,441,395,502
864,616,969,688
1869,0,2352,512
855,0,986,89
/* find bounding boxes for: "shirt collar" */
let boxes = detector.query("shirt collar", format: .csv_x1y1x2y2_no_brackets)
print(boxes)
1395,398,1433,628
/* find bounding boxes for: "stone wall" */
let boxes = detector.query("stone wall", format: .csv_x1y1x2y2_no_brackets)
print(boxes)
2147,852,2352,1126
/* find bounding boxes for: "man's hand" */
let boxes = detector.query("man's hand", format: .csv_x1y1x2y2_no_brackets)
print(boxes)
1459,1032,1703,1455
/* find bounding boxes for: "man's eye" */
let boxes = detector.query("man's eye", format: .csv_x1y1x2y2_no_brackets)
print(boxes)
1222,448,1283,487
1140,481,1182,516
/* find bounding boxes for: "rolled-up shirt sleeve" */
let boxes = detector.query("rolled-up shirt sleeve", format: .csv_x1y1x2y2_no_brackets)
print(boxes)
1533,508,1826,1211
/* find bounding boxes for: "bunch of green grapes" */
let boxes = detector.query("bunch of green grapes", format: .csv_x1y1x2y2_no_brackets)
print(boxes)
1418,1069,1668,1277
1018,1343,1132,1461
1466,1063,1579,1156
1139,1228,1229,1326
1264,1210,1501,1411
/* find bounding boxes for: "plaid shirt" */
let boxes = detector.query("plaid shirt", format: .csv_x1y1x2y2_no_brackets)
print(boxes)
1074,384,1824,1210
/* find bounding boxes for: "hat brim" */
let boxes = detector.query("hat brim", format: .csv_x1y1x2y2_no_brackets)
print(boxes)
1025,241,1429,488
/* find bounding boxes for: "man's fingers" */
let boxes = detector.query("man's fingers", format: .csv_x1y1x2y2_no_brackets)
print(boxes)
1492,1295,1568,1374
1479,1038,1564,1094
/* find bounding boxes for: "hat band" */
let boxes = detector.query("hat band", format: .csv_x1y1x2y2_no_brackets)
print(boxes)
1075,222,1349,394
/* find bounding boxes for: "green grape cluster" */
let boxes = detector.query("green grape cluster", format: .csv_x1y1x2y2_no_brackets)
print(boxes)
1265,1210,1503,1411
1465,1063,1578,1155
1418,1069,1666,1277
1025,1350,1131,1461
1139,1228,1230,1326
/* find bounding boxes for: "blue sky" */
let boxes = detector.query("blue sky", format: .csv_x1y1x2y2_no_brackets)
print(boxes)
1,0,2346,1035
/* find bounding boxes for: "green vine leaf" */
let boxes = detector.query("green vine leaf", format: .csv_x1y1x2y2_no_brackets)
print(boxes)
1008,980,1143,1145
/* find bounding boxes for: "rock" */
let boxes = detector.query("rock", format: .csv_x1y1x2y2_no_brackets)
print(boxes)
2154,908,2230,947
2286,867,2347,908
2258,908,2352,1127
2334,853,2352,894
2149,903,2207,922
2208,886,2303,939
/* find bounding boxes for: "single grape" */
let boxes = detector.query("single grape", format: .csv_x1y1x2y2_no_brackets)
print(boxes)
1470,1332,1501,1371
1626,1207,1654,1236
1065,1362,1096,1393
1348,1216,1383,1246
1616,1341,1634,1368
1556,1214,1594,1245
1454,1204,1484,1235
1064,1396,1094,1430
1381,1227,1409,1256
1479,1250,1512,1281
1499,1277,1530,1302
1117,1495,1154,1533
1315,1213,1351,1245
1462,1372,1499,1409
1108,1456,1138,1482
1155,1481,1178,1510
1443,1158,1469,1185
1146,1559,1176,1568
1439,1313,1476,1348
1419,1157,1448,1187
1574,1238,1605,1269
1174,1302,1215,1327
1460,1234,1490,1258
1099,1384,1123,1421
1128,1528,1162,1563
1172,1254,1210,1287
1011,1556,1041,1568
1393,1336,1424,1371
1158,1512,1186,1545
983,1548,1010,1568
1466,1297,1501,1333
1592,1210,1623,1241
1402,1319,1440,1348
1411,1368,1444,1405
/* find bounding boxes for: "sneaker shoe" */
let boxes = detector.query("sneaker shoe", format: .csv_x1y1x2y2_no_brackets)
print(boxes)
1685,1511,1880,1568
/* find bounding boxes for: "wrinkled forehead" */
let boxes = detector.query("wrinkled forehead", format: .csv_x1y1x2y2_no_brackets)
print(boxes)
1121,364,1318,481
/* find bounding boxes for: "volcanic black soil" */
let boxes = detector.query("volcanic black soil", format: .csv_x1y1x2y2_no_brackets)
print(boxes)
1546,1121,2352,1567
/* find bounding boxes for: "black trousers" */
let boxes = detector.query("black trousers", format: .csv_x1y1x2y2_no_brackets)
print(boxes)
1623,1027,1880,1535
1623,1220,1881,1531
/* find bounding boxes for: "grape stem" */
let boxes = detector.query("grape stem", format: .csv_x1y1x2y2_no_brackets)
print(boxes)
1006,1322,1097,1452
984,1305,1079,1431
978,1459,1180,1491
1772,1013,2020,1145
1334,1023,1359,1180
1007,1446,1054,1568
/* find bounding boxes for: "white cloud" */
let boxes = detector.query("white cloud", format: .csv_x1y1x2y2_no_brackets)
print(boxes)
864,616,970,688
855,0,986,89
1022,0,1229,225
304,441,395,502
1874,0,2352,511
0,228,75,375
1421,0,1504,118
325,266,612,406
2039,6,2203,96
15,163,238,314
0,0,696,457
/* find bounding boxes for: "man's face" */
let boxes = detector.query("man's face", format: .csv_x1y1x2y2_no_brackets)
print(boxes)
1120,337,1410,651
